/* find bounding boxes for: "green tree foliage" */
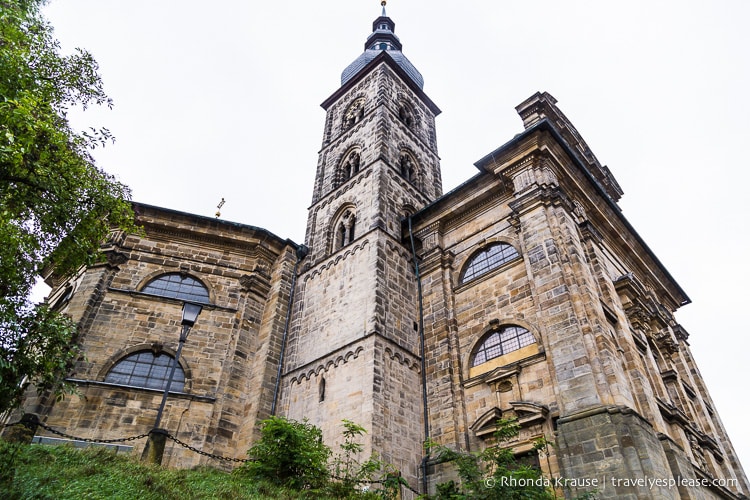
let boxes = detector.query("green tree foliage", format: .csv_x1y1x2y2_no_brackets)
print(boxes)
1,440,312,499
328,419,405,499
241,416,331,490
240,417,406,498
427,418,557,500
0,0,135,412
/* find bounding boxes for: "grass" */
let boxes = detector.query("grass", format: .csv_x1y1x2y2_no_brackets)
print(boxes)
0,441,324,500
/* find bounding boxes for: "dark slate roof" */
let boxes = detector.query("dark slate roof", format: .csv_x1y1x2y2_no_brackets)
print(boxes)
341,49,424,89
340,10,424,89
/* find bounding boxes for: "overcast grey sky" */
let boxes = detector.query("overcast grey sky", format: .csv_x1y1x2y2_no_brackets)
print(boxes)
43,0,749,474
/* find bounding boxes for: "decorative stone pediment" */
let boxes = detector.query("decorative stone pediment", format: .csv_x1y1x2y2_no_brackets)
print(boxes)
465,365,521,389
509,401,549,427
470,407,504,438
470,401,549,439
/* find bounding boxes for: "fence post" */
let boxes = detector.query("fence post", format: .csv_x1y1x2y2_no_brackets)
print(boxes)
142,428,168,465
2,413,40,444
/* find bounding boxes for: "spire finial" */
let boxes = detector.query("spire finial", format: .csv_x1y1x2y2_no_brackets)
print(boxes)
381,0,387,17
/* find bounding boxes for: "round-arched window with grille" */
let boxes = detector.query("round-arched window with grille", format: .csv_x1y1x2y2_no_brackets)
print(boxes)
460,243,520,284
471,326,536,367
141,273,210,304
104,350,185,391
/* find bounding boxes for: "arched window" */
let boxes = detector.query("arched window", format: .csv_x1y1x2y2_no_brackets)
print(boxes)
471,326,536,367
460,243,520,284
337,150,361,186
104,350,185,391
398,103,415,128
332,209,356,251
141,273,210,304
399,152,419,185
343,97,366,130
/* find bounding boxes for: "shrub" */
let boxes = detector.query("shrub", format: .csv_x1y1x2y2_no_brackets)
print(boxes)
240,416,331,490
427,418,556,500
327,419,404,499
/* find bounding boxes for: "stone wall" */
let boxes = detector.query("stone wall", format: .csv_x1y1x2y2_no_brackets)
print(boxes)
17,204,297,467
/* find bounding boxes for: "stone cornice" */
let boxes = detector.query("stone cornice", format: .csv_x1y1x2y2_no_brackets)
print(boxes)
239,272,272,300
443,187,508,233
140,220,281,264
65,378,216,403
303,238,370,282
311,166,375,212
285,331,421,385
288,345,366,385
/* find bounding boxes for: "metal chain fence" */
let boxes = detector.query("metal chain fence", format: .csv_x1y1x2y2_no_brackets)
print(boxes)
3,419,421,494
36,420,150,444
163,432,253,463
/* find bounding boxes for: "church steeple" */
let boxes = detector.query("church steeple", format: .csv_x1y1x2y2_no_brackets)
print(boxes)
283,3,443,488
341,3,424,89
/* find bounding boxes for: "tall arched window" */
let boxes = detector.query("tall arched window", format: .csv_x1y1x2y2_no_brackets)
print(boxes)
398,102,415,128
104,350,185,391
471,326,536,367
460,243,520,284
141,273,210,304
332,209,356,251
343,97,366,130
337,150,361,186
399,152,419,185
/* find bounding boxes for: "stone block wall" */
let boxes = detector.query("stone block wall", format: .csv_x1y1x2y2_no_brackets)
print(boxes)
17,204,297,467
557,406,675,499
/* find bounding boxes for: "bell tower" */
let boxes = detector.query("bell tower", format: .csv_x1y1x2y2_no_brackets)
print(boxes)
280,3,441,486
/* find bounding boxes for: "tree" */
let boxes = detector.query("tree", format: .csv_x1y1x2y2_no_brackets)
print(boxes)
241,416,332,490
0,0,135,413
328,419,405,499
427,419,558,500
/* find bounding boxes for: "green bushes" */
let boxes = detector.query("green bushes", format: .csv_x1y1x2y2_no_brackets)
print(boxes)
0,440,272,499
1,417,578,499
426,418,561,500
239,416,404,499
240,416,331,490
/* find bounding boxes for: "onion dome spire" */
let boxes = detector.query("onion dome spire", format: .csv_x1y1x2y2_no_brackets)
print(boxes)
341,2,424,89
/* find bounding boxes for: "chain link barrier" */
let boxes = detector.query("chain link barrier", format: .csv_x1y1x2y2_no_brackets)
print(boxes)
3,420,421,494
164,431,420,493
37,421,150,444
163,432,255,463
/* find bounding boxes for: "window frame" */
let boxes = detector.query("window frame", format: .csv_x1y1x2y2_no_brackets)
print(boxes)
140,273,211,304
330,206,357,253
471,325,537,367
459,243,521,285
104,350,186,392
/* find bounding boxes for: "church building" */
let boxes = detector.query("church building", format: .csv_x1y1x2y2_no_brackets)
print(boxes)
14,4,749,499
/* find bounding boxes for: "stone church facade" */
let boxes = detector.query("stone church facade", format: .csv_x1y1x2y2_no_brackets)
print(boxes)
12,7,748,499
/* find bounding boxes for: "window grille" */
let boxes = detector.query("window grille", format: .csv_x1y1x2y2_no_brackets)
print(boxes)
141,273,210,304
461,243,520,283
472,326,536,367
104,351,185,391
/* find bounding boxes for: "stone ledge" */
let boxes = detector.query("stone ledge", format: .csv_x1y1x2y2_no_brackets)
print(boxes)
556,404,653,428
65,378,217,403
